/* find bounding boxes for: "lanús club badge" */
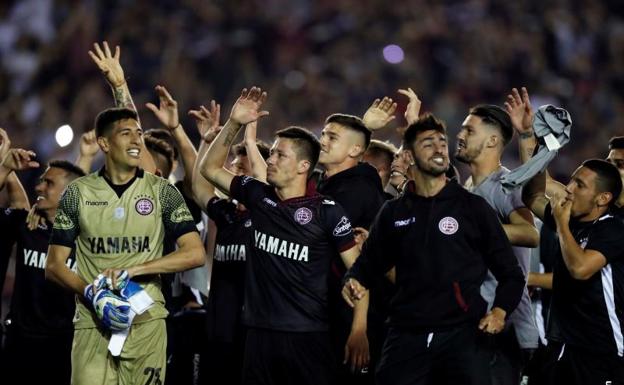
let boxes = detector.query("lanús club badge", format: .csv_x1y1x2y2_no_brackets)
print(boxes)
135,198,154,216
438,216,459,235
294,207,313,225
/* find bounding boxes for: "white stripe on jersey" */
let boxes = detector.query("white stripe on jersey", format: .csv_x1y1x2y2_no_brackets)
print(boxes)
601,264,624,356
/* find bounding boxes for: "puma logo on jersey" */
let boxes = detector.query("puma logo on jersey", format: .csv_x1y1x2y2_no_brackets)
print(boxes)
85,201,108,206
87,236,151,254
23,248,76,271
254,230,309,262
215,244,247,262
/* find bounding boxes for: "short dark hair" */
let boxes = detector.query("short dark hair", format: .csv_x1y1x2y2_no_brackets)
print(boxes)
144,135,176,176
94,108,139,137
403,112,447,150
366,139,398,166
275,126,321,176
608,136,624,150
232,140,271,160
48,160,86,180
325,113,371,150
469,104,513,146
145,129,179,159
581,158,623,209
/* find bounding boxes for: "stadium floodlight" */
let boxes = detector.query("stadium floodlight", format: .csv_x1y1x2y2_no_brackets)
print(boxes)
383,44,404,64
55,124,74,147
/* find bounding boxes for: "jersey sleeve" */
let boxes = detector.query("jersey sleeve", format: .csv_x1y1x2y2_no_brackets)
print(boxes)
320,200,356,253
206,197,231,227
159,182,199,241
497,185,527,220
229,175,268,210
585,218,624,263
50,183,81,248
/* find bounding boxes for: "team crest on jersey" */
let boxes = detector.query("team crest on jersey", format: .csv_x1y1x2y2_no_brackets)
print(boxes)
294,207,313,225
580,237,588,249
438,216,459,235
135,198,154,215
244,219,252,228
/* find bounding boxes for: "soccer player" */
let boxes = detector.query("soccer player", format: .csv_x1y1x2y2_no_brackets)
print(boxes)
200,86,367,385
191,102,270,385
522,159,624,384
0,143,83,385
455,103,539,384
343,113,525,385
45,106,205,385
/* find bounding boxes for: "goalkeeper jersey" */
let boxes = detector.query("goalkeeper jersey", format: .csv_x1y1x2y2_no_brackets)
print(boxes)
50,168,197,329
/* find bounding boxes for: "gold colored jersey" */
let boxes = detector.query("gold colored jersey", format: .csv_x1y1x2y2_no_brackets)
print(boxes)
51,168,197,329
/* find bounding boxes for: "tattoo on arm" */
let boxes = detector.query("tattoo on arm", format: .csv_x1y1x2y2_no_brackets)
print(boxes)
113,86,137,112
222,125,241,147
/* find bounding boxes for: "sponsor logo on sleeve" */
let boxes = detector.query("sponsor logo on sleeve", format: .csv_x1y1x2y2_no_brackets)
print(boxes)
322,199,335,205
294,207,313,225
244,219,252,228
333,216,352,236
262,198,277,207
438,217,459,235
135,198,154,215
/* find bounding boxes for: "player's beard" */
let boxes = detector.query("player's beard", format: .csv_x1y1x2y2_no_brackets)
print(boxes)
416,156,448,177
455,141,484,164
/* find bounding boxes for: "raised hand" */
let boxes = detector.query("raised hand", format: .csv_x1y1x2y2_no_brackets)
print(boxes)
79,130,99,158
362,97,397,131
189,100,221,140
504,87,533,137
88,41,125,88
229,87,269,126
146,85,179,130
1,148,39,171
397,88,422,125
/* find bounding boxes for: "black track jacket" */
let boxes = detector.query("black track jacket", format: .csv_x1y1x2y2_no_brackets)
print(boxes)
346,180,525,332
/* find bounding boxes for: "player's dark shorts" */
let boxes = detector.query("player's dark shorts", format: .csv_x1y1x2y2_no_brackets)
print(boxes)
242,328,336,385
555,344,624,385
1,323,72,385
376,323,491,385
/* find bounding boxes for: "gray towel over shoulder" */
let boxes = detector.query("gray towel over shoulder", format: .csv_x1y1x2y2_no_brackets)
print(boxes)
501,104,572,193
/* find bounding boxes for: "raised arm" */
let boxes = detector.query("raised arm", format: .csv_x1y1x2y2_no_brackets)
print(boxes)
189,101,222,209
397,87,422,126
146,85,198,189
89,41,157,173
199,87,269,194
75,130,99,174
88,41,137,113
244,120,267,181
0,148,39,190
362,96,397,131
521,170,549,221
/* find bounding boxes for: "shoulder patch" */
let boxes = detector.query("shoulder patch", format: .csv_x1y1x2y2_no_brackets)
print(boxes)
333,216,352,237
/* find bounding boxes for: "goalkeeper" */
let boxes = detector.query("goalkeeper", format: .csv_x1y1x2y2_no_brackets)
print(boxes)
45,106,205,385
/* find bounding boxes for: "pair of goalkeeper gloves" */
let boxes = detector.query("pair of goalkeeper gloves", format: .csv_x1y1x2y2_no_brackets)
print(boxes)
83,270,137,331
